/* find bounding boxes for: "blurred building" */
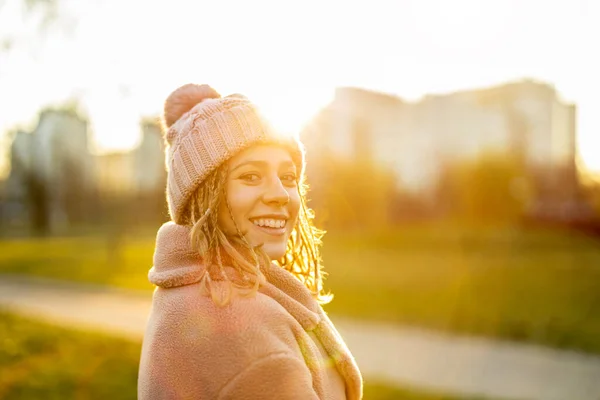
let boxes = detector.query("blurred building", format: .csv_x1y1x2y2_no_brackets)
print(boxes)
2,109,95,232
133,118,167,195
2,112,168,233
301,78,589,222
303,79,578,195
93,118,168,225
95,118,166,197
95,151,136,196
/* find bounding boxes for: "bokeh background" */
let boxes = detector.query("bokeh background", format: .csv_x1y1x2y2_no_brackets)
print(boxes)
1,0,599,399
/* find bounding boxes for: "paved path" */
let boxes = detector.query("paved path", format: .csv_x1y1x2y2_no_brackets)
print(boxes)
0,274,599,400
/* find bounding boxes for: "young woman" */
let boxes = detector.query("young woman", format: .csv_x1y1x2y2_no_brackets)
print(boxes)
138,84,363,399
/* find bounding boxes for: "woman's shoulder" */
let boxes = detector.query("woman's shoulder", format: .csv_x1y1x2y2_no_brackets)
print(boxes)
150,282,298,336
140,283,310,400
144,282,305,376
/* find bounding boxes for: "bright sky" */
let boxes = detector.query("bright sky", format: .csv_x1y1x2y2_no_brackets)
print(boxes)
0,0,598,177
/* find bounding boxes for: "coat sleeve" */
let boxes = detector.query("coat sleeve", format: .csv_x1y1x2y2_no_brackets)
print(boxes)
217,352,319,400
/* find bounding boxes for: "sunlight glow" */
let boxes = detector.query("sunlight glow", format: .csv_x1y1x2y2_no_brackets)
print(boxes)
0,0,598,174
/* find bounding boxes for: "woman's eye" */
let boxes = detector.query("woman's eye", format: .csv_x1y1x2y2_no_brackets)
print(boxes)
281,174,297,183
240,173,260,182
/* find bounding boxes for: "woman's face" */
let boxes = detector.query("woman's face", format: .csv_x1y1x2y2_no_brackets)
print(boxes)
218,145,300,261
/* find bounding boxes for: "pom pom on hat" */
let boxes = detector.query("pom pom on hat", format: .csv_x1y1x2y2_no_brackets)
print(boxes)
163,84,220,129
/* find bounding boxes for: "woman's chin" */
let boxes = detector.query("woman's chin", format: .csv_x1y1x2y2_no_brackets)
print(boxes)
262,242,287,261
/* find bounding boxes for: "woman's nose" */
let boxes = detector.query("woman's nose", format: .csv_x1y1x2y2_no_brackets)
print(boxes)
262,178,289,205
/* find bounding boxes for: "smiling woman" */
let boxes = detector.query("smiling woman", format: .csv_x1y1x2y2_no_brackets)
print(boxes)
220,146,301,260
137,83,363,400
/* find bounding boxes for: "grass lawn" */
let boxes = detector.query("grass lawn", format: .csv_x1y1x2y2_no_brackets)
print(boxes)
0,310,493,400
0,224,599,354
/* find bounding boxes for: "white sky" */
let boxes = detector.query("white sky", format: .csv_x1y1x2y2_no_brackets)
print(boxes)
0,0,598,176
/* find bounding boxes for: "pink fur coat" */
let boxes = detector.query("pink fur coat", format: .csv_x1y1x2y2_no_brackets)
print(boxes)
138,222,363,399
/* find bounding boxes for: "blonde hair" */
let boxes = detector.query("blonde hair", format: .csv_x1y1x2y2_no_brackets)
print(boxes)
181,163,332,306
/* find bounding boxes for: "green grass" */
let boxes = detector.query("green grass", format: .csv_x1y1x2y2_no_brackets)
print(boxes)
1,225,599,354
0,310,491,400
0,311,140,400
322,226,600,354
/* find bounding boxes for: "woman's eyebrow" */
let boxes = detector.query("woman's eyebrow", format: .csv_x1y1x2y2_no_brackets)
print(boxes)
230,160,295,173
280,160,295,170
230,160,267,173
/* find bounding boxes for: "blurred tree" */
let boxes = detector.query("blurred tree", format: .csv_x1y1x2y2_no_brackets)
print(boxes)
9,135,50,235
591,190,600,221
60,157,86,224
389,188,437,222
0,0,65,53
582,174,600,218
27,165,49,235
308,152,396,230
436,152,533,225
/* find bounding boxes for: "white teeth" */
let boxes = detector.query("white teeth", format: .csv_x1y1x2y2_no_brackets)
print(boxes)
252,218,286,228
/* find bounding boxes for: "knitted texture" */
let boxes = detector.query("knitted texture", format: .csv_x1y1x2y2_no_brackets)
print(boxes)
163,84,305,224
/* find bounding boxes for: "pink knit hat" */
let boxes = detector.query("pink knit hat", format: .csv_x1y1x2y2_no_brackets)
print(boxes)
162,84,305,224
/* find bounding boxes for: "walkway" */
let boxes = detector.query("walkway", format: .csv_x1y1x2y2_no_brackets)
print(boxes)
0,274,599,400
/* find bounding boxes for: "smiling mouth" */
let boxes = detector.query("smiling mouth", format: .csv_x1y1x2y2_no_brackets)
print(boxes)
249,217,288,236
